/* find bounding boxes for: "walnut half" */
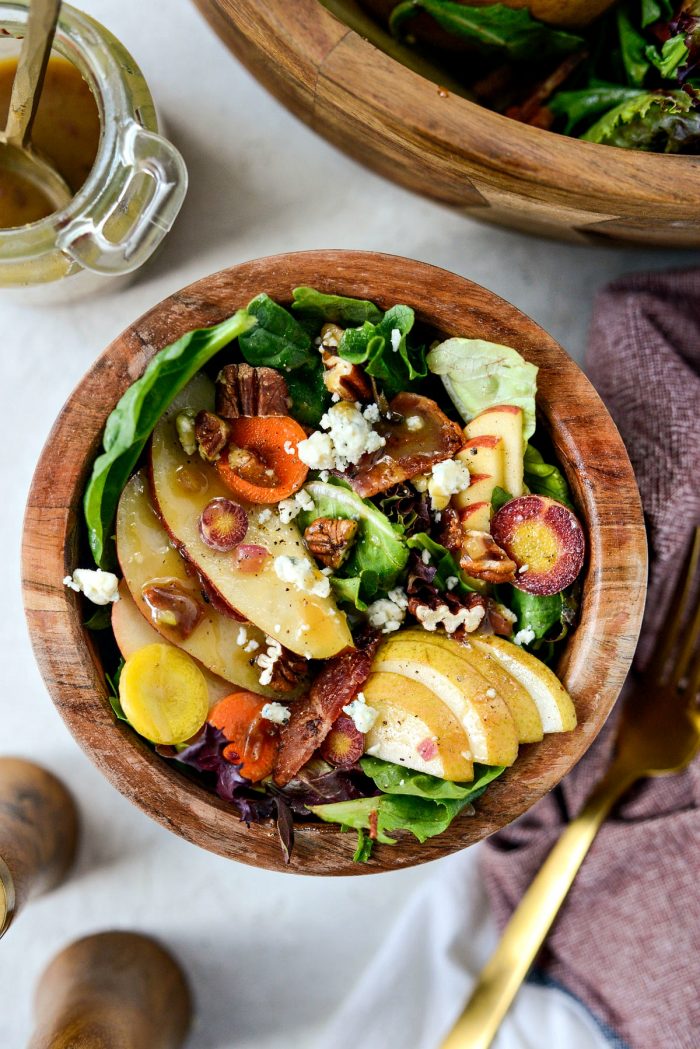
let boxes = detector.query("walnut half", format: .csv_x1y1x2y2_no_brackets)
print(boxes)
255,646,309,693
304,517,359,569
319,324,371,402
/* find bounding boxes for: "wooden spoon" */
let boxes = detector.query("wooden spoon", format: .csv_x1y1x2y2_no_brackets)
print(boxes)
28,932,193,1049
0,0,72,213
0,757,78,939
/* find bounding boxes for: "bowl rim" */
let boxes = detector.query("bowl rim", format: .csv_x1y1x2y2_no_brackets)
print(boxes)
22,249,648,876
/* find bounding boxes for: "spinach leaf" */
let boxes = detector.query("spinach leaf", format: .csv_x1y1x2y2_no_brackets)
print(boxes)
646,34,689,78
291,286,383,326
240,293,329,426
509,588,566,641
616,5,651,86
301,480,409,604
286,362,329,428
491,486,513,513
407,533,477,593
549,84,646,134
239,294,313,369
523,444,574,510
361,757,504,801
105,659,129,722
390,0,584,60
84,309,256,568
338,304,427,399
84,607,112,631
582,89,700,151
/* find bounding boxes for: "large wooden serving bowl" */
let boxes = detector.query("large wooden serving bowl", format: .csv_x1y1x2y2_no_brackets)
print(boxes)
192,0,700,247
23,250,647,875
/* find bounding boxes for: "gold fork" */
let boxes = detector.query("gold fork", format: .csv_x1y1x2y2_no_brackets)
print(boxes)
442,527,700,1049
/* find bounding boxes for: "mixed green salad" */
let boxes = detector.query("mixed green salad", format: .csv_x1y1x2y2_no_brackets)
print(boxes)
65,285,584,863
360,0,700,152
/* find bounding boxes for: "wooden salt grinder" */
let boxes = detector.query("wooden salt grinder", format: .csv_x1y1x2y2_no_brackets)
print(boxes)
28,931,193,1049
0,757,78,938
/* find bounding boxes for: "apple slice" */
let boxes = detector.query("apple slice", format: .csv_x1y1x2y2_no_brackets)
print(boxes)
466,405,525,498
363,671,474,781
413,631,542,744
116,471,280,696
491,494,585,596
459,501,492,534
112,583,233,708
375,631,519,767
471,635,577,733
453,435,506,529
149,374,352,659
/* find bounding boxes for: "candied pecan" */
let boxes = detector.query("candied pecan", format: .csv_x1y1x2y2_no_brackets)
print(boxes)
216,363,289,418
255,646,309,694
321,354,372,402
194,410,231,462
226,445,273,485
304,517,358,569
320,323,344,350
439,506,463,553
459,529,517,585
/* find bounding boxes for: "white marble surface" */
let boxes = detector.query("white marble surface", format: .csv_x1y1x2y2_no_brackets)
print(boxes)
0,1,689,1046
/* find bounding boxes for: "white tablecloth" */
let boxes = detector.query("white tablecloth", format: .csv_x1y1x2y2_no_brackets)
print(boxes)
0,1,687,1045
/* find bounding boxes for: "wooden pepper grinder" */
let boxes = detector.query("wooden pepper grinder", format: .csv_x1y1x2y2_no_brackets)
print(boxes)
0,757,78,938
27,932,193,1049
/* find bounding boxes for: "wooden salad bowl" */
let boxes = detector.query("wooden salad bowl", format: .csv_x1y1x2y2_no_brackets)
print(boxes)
22,250,647,876
192,0,700,247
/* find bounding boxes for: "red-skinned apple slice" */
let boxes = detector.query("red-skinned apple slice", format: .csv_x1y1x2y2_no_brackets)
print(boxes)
149,374,352,659
491,494,585,596
116,470,282,696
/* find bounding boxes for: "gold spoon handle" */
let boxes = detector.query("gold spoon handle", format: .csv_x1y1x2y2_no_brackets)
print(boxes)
4,0,61,147
441,761,638,1049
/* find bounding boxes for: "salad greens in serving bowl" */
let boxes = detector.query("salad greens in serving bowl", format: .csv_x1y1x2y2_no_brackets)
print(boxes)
360,0,700,153
23,252,647,874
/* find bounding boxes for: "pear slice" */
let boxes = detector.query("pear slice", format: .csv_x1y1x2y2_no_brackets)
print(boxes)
471,635,577,733
150,374,352,659
112,583,233,709
375,630,519,767
116,470,280,697
413,632,543,743
363,671,474,781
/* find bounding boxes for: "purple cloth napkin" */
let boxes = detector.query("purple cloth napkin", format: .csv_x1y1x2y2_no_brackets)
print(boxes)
481,269,700,1049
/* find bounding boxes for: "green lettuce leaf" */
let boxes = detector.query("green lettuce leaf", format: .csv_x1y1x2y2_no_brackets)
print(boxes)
582,90,700,152
239,293,328,425
427,337,538,439
646,33,689,78
360,757,505,801
406,533,477,593
549,83,646,134
310,761,505,859
338,305,427,399
291,286,383,326
389,0,583,60
523,444,573,509
84,309,256,568
300,480,409,603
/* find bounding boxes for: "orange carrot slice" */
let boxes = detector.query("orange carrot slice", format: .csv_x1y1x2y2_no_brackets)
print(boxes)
208,691,280,782
216,416,308,504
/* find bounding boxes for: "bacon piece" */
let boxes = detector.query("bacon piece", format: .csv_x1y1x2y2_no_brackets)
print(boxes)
349,393,464,498
273,634,380,786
